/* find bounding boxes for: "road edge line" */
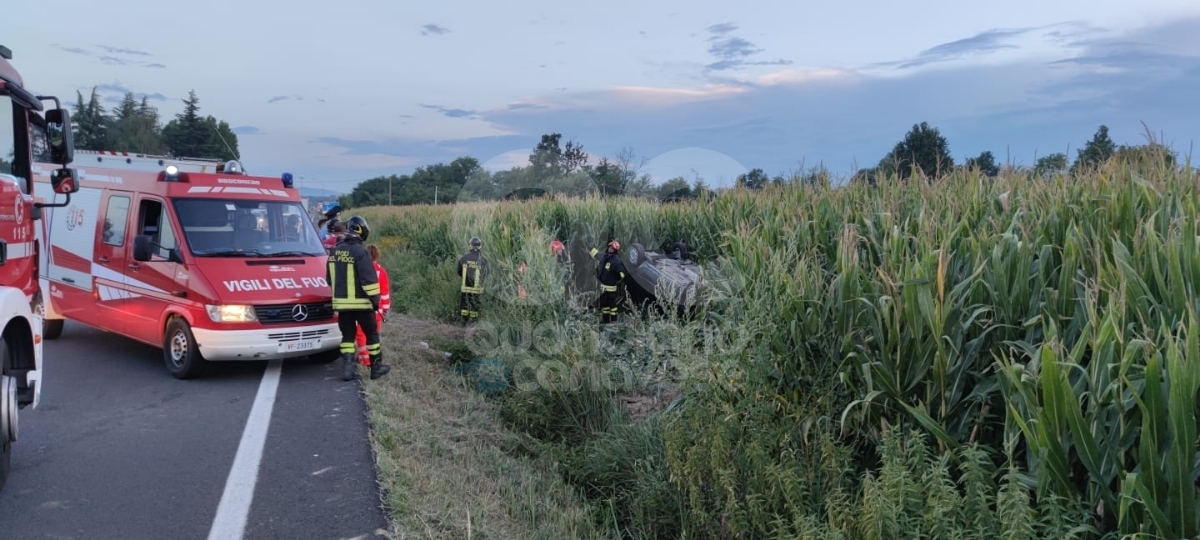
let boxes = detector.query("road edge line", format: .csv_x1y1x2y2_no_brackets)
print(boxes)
207,360,283,540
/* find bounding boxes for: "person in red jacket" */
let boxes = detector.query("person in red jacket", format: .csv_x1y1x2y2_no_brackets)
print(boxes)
356,243,390,365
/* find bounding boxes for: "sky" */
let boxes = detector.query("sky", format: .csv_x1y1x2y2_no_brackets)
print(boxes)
7,0,1200,193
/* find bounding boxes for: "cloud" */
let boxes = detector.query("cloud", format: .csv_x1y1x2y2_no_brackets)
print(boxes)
257,16,1199,189
874,21,1112,71
231,126,260,135
87,83,168,105
57,45,164,68
267,95,305,104
421,103,479,119
421,24,451,36
97,45,151,57
701,21,791,73
316,16,1199,185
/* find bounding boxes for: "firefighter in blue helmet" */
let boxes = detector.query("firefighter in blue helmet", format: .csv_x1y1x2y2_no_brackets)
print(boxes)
589,240,626,323
327,215,391,381
457,237,489,326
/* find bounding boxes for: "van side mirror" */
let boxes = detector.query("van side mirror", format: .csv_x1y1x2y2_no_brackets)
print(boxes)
134,235,183,263
50,167,79,195
45,108,74,165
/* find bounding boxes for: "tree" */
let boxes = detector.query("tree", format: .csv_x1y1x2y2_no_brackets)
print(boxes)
528,133,588,183
1034,153,1068,178
884,122,955,181
161,90,240,161
589,157,625,196
735,168,769,190
1071,125,1116,172
657,177,692,200
67,86,239,162
1113,143,1177,171
111,92,166,154
71,87,113,151
965,150,1000,177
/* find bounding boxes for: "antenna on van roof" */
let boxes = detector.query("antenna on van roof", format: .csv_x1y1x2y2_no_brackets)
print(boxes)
214,129,243,172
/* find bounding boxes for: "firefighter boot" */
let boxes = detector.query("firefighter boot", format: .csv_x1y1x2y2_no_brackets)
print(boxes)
369,356,392,380
341,353,358,381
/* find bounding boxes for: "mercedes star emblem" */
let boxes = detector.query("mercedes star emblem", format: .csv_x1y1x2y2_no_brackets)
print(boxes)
291,304,308,322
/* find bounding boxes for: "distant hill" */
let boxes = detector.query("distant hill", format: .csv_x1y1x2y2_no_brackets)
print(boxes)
299,187,341,198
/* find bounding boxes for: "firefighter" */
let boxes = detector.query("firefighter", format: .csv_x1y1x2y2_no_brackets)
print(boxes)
328,215,391,381
457,237,488,325
589,240,626,323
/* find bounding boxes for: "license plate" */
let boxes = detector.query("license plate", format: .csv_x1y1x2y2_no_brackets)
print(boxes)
278,339,320,353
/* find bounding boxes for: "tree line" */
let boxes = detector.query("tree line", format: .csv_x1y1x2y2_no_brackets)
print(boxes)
335,133,722,209
844,122,1180,187
67,86,241,161
338,121,1186,209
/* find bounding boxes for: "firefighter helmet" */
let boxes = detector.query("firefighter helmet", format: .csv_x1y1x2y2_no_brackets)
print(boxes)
469,237,482,250
346,215,369,241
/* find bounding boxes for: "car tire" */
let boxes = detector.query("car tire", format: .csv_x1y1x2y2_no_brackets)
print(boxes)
628,242,646,267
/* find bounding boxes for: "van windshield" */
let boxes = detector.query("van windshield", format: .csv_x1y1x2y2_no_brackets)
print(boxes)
173,198,325,257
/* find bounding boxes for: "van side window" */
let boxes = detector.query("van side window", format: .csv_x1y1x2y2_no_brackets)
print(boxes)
102,195,130,247
137,199,178,259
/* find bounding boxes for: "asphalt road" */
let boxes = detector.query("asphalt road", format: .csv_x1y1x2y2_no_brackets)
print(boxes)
0,320,391,540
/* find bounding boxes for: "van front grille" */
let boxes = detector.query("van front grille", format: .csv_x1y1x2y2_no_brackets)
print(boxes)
254,302,334,324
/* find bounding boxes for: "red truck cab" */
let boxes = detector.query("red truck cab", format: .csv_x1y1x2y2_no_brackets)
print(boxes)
0,43,80,490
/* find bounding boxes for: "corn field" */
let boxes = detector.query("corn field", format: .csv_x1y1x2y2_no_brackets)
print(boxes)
358,158,1200,539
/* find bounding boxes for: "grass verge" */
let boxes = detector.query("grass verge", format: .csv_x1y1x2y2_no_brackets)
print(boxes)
359,314,611,540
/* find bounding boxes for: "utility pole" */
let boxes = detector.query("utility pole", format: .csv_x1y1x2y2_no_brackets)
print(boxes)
434,185,438,205
389,176,393,205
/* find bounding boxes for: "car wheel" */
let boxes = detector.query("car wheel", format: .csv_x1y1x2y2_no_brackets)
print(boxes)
628,242,646,267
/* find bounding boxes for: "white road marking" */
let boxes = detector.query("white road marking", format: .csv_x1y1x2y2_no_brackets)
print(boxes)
207,360,283,540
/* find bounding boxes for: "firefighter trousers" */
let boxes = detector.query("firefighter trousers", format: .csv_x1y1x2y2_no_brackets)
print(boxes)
597,285,619,323
339,309,381,364
459,292,481,324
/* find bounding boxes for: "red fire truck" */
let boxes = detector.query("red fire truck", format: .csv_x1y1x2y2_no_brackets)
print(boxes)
32,148,344,380
0,44,81,490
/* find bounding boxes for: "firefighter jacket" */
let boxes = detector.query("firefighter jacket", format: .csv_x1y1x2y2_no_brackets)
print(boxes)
589,248,626,292
457,250,489,294
327,235,381,311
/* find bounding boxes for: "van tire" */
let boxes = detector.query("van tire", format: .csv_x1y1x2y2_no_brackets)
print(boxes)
43,319,64,340
163,318,206,379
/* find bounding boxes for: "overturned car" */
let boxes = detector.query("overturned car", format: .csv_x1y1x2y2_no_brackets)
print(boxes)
622,241,714,316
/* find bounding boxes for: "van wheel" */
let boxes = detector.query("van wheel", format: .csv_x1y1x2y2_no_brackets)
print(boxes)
164,318,207,379
43,319,64,340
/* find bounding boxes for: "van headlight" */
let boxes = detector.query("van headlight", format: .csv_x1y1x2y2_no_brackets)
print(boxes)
206,304,258,323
